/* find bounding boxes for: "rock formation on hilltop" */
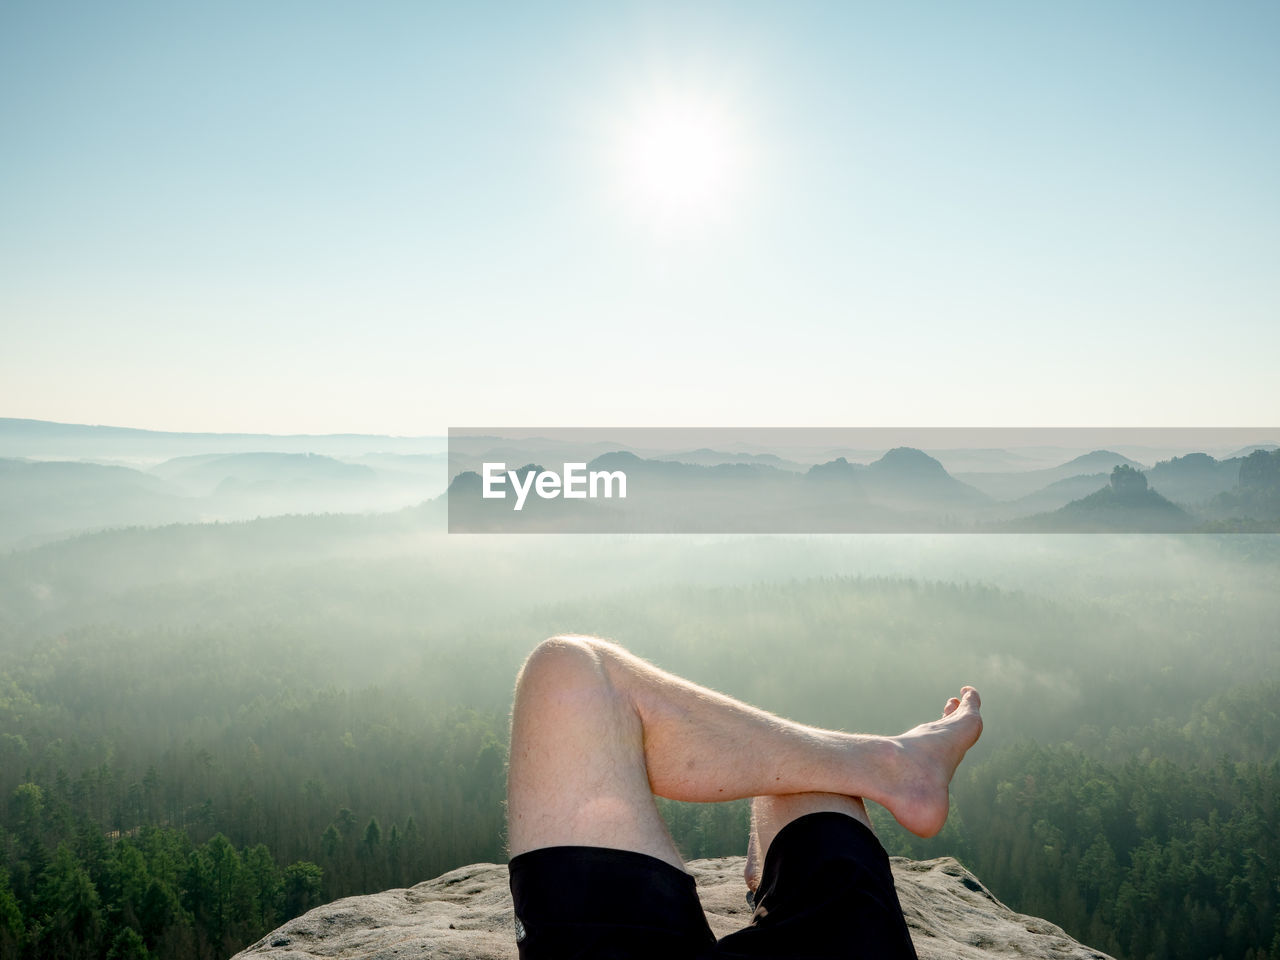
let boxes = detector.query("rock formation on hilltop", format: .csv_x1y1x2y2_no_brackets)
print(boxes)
234,856,1114,960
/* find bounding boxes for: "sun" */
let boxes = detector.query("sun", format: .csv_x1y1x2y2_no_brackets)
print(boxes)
613,94,744,230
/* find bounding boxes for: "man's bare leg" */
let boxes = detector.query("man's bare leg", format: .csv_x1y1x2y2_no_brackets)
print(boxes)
743,694,969,890
744,794,871,893
507,636,982,869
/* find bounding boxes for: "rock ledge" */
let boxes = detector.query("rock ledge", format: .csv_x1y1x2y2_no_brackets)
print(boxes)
235,856,1114,959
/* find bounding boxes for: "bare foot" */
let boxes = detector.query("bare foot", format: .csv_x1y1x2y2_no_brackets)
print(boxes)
875,686,983,838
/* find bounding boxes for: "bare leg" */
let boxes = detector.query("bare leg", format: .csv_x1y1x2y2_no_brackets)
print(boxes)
744,793,871,892
507,636,981,869
743,697,967,889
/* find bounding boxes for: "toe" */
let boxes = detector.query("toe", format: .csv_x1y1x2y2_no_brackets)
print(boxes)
943,697,960,716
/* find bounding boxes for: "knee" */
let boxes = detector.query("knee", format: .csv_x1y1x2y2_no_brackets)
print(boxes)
515,635,609,698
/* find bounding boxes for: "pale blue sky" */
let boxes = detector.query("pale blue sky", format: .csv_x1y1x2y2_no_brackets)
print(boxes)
2,1,1277,434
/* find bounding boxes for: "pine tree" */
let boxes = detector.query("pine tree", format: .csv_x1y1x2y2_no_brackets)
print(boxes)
106,926,151,960
0,867,24,954
282,862,323,920
38,843,104,960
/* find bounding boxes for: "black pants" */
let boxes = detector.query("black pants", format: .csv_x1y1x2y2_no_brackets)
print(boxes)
508,811,919,960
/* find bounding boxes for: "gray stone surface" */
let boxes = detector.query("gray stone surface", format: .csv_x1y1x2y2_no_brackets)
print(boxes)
234,856,1114,959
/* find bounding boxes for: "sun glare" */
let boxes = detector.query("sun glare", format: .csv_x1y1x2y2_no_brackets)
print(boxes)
614,95,744,231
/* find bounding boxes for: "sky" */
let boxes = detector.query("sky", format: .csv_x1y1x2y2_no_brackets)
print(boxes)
2,1,1277,435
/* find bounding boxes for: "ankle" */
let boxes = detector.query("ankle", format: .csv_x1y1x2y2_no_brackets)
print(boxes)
840,733,903,797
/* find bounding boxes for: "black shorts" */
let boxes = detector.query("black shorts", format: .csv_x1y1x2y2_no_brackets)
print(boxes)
507,811,918,960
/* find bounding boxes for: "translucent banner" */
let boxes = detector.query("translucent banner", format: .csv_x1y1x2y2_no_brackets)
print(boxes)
446,428,1279,533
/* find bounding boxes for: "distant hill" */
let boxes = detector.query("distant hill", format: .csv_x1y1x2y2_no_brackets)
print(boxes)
804,456,860,483
1200,449,1280,530
996,473,1110,518
1060,449,1146,474
972,451,1244,518
1227,444,1279,458
863,447,990,508
957,450,1145,501
152,452,377,496
0,458,191,547
0,417,445,464
1144,452,1241,505
0,448,443,549
1007,465,1193,532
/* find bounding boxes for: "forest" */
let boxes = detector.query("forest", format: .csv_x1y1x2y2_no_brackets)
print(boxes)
0,526,1277,959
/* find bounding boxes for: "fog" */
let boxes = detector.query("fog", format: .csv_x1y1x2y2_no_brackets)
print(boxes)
4,524,1276,744
2,447,1277,958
